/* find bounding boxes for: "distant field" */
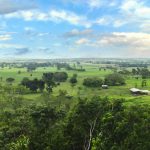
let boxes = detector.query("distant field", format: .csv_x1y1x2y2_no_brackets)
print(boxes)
0,63,150,105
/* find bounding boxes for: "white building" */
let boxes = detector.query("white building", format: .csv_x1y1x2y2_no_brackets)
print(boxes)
102,85,108,89
130,88,150,95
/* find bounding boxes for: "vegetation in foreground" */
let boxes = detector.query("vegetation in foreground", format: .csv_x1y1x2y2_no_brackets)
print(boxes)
1,94,150,150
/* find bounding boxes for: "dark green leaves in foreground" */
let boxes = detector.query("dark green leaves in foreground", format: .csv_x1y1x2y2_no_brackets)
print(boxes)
0,96,150,150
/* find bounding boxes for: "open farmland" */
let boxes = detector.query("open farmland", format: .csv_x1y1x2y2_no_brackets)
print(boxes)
0,60,150,105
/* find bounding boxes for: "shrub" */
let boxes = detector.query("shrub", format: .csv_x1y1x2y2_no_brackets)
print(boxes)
83,78,103,87
104,73,125,86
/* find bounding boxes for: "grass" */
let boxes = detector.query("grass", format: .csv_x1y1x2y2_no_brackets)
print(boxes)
0,63,150,105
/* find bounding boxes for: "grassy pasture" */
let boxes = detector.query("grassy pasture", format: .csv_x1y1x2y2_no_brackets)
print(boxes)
0,63,150,105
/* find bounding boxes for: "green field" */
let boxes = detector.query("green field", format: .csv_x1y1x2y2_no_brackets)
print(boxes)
0,62,150,105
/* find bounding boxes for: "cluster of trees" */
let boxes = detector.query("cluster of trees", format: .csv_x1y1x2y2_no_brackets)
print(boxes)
21,72,68,93
42,72,68,83
6,77,15,84
21,78,45,92
132,68,150,79
119,63,148,68
73,68,86,72
83,78,103,87
21,62,53,70
115,67,150,80
104,73,125,86
27,65,37,72
56,63,71,70
70,74,78,86
56,63,86,72
53,72,68,82
0,62,19,68
83,73,125,87
1,96,150,150
118,69,131,75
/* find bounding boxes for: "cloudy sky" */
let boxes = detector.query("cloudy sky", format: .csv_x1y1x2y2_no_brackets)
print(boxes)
0,0,150,59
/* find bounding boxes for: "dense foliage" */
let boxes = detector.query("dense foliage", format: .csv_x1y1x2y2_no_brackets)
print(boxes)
132,68,150,79
0,93,150,150
70,74,78,85
104,73,125,86
21,78,45,92
53,72,68,82
83,78,103,87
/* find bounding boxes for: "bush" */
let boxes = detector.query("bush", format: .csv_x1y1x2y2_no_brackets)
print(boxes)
83,78,103,87
70,77,77,84
53,72,68,82
104,73,125,86
6,77,15,84
70,74,78,84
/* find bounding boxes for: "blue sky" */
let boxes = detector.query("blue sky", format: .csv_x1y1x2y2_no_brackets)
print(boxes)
0,0,150,58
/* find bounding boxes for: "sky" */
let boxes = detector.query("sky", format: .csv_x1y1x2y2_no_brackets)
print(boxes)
0,0,150,59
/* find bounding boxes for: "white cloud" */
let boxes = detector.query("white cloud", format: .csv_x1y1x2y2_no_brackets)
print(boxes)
140,23,150,32
73,32,150,56
65,0,117,9
95,17,110,25
4,9,92,28
75,38,90,45
87,0,103,8
64,29,93,37
0,34,12,40
24,27,35,31
120,0,150,20
95,16,128,28
121,0,139,12
135,6,150,18
111,0,150,29
97,32,150,50
49,9,92,28
0,43,24,49
113,20,127,27
4,10,49,21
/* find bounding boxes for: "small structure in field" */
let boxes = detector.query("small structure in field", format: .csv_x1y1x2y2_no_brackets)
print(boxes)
102,85,108,89
130,88,150,95
130,88,140,94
